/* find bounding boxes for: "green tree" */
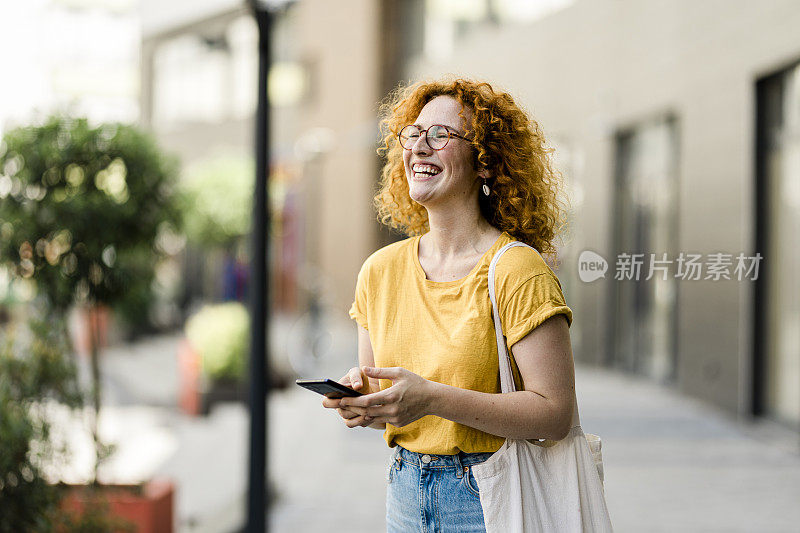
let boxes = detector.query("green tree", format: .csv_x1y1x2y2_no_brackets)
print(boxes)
0,115,181,484
178,154,253,247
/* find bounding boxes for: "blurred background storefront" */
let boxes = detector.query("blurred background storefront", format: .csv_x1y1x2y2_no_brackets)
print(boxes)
138,0,800,433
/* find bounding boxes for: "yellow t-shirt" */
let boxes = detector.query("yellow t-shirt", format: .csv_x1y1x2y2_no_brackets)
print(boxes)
348,231,573,455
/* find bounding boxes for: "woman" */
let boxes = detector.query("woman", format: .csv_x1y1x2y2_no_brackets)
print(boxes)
322,78,576,532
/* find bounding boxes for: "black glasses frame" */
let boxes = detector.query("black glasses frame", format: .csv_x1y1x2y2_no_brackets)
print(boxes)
398,124,471,151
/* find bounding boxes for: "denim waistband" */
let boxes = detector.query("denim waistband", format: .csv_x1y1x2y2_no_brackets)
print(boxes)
393,445,495,470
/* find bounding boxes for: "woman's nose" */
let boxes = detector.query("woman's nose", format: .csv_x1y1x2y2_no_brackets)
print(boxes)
412,133,432,154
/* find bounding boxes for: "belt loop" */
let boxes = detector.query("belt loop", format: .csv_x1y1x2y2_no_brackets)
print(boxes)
454,451,464,479
394,447,403,471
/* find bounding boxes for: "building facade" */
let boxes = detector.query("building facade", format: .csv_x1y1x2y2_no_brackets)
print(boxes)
393,0,800,431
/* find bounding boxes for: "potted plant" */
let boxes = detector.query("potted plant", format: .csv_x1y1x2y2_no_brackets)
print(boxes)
0,115,181,529
180,302,249,415
0,305,161,531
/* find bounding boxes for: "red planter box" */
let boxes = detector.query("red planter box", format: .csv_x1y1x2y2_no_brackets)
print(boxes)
60,478,174,533
177,339,247,416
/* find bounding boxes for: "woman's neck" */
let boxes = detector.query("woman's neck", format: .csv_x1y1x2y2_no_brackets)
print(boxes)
422,209,500,262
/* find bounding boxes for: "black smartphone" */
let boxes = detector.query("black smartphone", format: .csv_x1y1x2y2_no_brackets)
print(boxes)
295,378,364,398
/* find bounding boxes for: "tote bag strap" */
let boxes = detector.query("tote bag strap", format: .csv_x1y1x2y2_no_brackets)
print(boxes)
488,241,529,395
488,241,582,428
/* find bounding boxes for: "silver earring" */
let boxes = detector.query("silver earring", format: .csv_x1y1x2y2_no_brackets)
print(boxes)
482,178,491,196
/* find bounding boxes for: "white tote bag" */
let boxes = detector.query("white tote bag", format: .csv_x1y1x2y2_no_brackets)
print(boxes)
471,241,614,533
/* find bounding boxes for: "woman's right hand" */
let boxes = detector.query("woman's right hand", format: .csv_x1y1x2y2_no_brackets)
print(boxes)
321,367,375,428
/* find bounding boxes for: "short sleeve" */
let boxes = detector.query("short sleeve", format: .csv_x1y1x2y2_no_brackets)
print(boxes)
348,261,369,330
500,271,572,348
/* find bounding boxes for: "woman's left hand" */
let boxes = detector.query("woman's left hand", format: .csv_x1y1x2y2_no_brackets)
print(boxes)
339,366,434,428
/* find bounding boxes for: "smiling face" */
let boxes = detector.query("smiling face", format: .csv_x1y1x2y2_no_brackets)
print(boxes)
402,95,483,208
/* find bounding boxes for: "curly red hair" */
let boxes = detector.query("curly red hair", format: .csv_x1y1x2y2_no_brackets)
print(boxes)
374,77,569,262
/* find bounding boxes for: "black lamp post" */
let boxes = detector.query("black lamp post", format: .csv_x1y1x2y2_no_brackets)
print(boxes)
245,1,291,531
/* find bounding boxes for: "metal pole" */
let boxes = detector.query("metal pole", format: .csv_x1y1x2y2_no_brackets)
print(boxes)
248,4,271,532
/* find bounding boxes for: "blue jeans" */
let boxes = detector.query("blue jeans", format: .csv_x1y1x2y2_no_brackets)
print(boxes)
386,445,495,533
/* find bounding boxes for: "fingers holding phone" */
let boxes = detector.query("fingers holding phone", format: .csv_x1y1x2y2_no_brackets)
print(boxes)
343,366,373,395
315,367,373,428
340,370,372,427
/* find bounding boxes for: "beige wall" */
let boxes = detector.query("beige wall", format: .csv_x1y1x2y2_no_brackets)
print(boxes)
294,0,383,319
404,0,800,416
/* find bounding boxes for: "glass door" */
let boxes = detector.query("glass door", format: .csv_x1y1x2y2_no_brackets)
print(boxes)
609,116,679,384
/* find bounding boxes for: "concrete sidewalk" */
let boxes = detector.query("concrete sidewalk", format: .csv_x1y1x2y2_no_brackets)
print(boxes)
96,329,800,532
578,368,800,532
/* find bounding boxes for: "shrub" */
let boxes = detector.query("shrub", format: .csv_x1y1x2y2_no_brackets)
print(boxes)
0,313,83,531
185,302,249,382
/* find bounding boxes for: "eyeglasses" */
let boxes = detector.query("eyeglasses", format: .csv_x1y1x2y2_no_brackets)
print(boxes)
398,124,470,151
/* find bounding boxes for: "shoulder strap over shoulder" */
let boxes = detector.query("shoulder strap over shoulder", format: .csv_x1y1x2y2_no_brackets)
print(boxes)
488,242,582,429
488,241,536,394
